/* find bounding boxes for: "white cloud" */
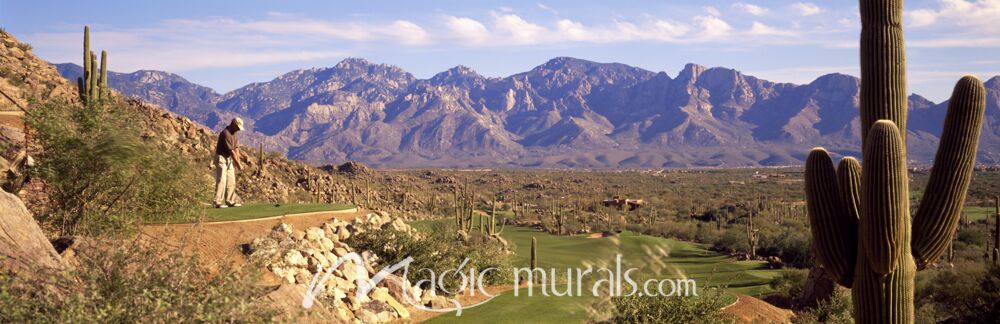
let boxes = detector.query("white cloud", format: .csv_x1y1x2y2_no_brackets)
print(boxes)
747,22,797,37
903,0,1000,48
445,16,491,44
703,6,722,17
908,9,939,27
556,19,590,41
385,20,431,45
694,15,732,39
906,0,1000,31
554,18,691,43
732,3,769,16
493,13,548,45
537,3,559,15
791,2,823,16
651,20,691,39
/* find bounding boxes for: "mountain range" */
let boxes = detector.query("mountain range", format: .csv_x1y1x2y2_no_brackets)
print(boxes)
55,58,1000,168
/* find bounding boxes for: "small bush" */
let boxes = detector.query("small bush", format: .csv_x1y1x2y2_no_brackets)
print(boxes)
606,289,733,323
711,228,749,254
0,240,276,322
956,227,987,246
792,294,853,324
26,98,209,236
915,261,1000,323
347,224,513,295
770,268,809,302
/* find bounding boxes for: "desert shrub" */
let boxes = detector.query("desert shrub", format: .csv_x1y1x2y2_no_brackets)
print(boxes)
347,224,513,295
792,294,853,324
606,289,732,323
770,268,809,302
711,228,749,254
758,228,813,268
956,227,987,246
914,261,1000,323
26,98,208,236
694,224,722,244
0,241,276,323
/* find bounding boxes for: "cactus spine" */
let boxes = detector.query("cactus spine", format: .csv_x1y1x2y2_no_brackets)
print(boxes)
805,1,986,323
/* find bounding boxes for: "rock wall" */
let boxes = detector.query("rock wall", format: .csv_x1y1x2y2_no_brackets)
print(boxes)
247,212,446,323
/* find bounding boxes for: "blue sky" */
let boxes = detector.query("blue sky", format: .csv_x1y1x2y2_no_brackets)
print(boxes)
2,0,998,102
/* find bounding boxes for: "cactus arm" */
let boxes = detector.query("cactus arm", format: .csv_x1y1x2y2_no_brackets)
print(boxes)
859,0,908,152
99,50,108,99
89,51,98,103
861,120,909,274
82,26,90,103
837,157,862,223
911,76,987,268
805,148,857,287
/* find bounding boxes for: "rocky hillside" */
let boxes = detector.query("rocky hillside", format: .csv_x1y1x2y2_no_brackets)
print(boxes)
57,57,1000,168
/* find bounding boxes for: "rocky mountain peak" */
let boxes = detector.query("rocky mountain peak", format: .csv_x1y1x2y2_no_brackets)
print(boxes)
429,65,484,86
986,76,1000,90
808,73,859,89
676,63,708,83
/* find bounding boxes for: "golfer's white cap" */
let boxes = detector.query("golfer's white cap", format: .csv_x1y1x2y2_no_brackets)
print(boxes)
232,117,245,131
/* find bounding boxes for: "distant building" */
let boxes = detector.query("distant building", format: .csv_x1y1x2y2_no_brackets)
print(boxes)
601,195,645,211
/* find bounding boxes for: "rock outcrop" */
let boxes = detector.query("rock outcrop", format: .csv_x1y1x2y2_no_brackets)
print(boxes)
0,190,63,273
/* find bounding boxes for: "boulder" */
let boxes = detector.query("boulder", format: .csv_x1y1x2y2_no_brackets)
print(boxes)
380,274,417,304
262,283,336,322
305,227,325,241
370,287,410,319
799,265,838,308
0,190,63,273
282,250,307,267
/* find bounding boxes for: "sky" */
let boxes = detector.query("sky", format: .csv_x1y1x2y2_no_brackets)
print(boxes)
1,0,998,102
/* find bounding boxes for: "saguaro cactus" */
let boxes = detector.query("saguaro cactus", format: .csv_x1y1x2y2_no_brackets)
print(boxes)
530,237,538,269
994,196,999,264
805,1,986,323
78,26,109,105
746,211,759,259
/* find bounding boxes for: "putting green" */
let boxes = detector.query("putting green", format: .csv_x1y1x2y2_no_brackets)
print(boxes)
412,222,781,323
963,206,996,222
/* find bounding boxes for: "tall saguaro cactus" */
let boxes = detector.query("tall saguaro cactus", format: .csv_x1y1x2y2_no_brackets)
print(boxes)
993,196,999,264
530,237,538,269
805,1,986,323
77,26,109,105
746,211,759,259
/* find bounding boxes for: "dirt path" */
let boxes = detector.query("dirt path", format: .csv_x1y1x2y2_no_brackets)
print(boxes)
140,208,367,272
722,293,794,323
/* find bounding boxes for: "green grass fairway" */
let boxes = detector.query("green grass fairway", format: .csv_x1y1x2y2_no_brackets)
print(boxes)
152,203,355,224
413,221,781,323
964,206,996,221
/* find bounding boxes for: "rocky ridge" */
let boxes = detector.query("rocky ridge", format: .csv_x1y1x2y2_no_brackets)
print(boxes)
57,57,1000,168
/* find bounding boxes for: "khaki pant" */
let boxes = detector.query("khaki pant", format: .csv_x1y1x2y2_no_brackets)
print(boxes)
214,155,237,206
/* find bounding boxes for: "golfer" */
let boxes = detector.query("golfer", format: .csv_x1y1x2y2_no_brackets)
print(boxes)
214,118,244,208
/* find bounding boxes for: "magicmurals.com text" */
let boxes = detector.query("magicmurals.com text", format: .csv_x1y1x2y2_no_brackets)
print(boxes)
302,253,698,316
